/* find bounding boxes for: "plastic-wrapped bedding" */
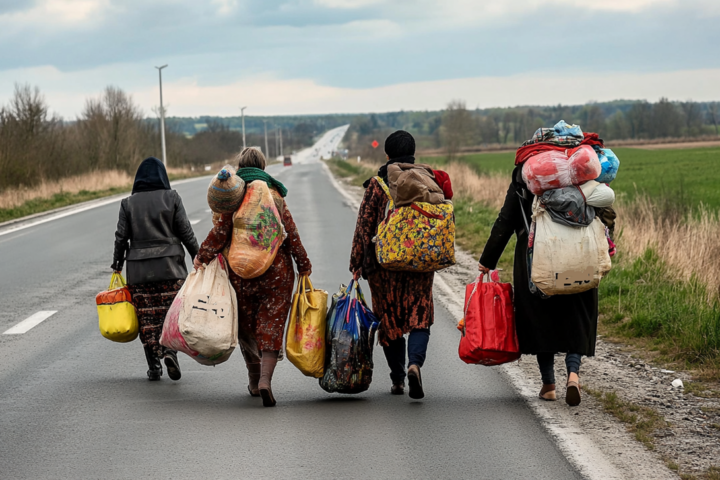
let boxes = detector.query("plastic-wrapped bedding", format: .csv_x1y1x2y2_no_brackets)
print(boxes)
522,145,602,196
596,148,620,184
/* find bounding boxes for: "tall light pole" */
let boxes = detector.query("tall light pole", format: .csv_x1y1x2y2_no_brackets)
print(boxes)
279,128,283,157
240,106,247,149
155,64,168,166
263,119,269,157
274,127,279,159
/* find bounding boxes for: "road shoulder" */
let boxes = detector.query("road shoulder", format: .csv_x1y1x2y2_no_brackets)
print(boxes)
322,161,678,480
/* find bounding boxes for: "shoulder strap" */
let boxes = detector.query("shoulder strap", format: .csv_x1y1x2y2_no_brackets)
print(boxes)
374,176,395,211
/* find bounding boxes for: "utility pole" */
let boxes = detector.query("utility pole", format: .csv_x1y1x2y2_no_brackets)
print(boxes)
155,64,168,166
240,106,247,149
274,128,279,159
279,128,283,157
263,120,269,157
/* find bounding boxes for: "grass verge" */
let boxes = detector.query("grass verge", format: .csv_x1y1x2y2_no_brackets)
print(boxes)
0,171,203,224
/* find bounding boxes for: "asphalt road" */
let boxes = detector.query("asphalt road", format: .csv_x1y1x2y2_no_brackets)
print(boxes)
0,162,580,479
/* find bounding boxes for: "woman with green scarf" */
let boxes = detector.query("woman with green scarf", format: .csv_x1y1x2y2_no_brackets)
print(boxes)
195,147,312,407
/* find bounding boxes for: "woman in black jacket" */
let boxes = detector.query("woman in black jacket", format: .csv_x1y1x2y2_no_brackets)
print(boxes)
112,157,199,381
478,166,597,406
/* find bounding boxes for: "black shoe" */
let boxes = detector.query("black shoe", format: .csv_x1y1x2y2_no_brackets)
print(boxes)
391,383,405,395
164,351,182,381
143,345,163,381
407,365,424,399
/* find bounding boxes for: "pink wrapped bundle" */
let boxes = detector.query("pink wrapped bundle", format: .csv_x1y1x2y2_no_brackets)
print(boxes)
522,145,601,196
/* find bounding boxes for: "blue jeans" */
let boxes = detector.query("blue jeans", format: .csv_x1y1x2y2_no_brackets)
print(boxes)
382,328,430,385
537,353,582,385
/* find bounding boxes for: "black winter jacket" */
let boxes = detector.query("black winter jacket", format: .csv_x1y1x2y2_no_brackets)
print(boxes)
112,189,199,285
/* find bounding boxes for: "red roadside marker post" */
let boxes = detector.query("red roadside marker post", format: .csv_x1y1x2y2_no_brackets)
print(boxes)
371,140,379,149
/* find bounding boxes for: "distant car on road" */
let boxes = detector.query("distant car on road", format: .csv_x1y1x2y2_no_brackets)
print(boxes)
283,155,292,167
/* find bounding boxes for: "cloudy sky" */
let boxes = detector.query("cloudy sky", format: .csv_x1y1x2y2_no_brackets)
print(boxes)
1,0,719,117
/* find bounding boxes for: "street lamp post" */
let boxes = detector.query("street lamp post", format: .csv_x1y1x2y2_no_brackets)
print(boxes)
279,128,283,157
263,120,269,158
155,65,168,166
240,106,247,149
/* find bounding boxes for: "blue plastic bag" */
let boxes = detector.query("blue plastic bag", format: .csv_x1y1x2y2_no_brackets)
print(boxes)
319,280,379,394
596,148,620,184
553,120,583,138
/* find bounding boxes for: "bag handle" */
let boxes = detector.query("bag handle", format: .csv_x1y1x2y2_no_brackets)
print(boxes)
109,272,126,290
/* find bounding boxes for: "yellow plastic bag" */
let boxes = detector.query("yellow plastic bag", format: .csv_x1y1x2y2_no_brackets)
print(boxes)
285,275,328,378
96,273,139,343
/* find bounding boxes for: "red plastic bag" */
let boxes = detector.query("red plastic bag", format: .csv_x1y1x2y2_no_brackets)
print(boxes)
521,145,601,196
459,274,520,366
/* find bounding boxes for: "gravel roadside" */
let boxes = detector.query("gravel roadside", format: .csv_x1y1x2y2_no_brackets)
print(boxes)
328,166,719,480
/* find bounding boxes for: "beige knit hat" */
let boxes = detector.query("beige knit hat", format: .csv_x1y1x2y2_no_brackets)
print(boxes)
207,165,245,214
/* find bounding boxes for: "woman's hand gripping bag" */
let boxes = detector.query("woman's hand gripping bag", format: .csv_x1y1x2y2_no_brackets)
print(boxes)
459,273,520,366
228,180,286,279
286,275,329,378
96,273,139,343
160,255,238,366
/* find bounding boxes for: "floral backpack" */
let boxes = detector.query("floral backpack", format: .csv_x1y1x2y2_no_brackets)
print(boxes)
228,180,286,279
373,177,455,272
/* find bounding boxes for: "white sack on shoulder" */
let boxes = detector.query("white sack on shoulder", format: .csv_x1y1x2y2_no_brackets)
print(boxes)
586,183,615,207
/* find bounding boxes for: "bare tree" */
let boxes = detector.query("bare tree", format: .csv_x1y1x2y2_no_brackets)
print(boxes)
441,100,473,160
708,102,720,136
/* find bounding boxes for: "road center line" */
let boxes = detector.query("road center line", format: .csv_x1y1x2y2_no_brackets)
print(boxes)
4,311,58,335
190,219,201,225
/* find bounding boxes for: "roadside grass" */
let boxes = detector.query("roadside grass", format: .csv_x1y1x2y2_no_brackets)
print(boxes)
326,158,377,188
598,249,720,378
0,169,205,224
584,386,667,450
423,145,720,209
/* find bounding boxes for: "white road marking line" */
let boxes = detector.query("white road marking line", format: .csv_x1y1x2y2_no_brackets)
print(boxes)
4,311,58,335
205,209,212,213
190,219,201,225
0,175,213,238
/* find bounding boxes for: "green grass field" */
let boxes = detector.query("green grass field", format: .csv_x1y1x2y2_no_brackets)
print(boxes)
422,145,720,209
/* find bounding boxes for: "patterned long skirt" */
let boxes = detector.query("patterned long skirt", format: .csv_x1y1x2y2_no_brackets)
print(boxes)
127,279,184,358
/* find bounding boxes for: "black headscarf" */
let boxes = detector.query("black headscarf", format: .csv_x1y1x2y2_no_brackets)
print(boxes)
363,130,417,188
132,157,171,194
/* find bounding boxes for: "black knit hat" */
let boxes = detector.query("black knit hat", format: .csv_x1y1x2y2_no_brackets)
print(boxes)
384,130,415,159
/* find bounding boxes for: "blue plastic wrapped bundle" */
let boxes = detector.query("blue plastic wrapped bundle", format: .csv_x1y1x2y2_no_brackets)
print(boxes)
319,280,379,394
596,148,620,184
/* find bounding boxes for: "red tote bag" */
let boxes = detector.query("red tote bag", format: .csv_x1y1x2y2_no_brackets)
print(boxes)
459,274,520,366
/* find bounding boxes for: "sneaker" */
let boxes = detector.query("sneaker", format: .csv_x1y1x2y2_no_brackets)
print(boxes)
164,352,182,381
391,383,405,395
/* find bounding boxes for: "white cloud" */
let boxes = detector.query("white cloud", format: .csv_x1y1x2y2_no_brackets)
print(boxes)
0,0,110,24
313,0,384,8
212,0,238,15
10,65,714,118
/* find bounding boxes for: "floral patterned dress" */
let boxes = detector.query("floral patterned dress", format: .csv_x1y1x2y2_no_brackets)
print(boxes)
196,192,311,360
350,178,434,346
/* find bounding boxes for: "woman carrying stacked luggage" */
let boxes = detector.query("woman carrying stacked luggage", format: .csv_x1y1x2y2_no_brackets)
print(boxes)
478,166,598,407
112,157,199,381
194,147,312,407
350,130,437,400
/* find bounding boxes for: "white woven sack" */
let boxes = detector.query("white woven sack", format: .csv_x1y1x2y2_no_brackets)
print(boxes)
531,200,611,295
179,256,238,361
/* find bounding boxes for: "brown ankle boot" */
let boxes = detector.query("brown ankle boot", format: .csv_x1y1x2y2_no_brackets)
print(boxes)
539,383,557,401
259,351,279,407
246,363,261,397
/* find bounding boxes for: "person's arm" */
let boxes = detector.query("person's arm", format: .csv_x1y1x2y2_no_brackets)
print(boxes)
111,200,130,273
479,181,522,271
195,212,233,266
349,181,381,276
281,202,312,275
173,191,199,260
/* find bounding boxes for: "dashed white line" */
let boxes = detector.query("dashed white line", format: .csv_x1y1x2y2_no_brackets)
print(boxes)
4,311,58,335
190,219,201,225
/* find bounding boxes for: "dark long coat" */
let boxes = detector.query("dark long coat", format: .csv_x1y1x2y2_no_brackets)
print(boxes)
479,167,598,356
350,178,434,346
